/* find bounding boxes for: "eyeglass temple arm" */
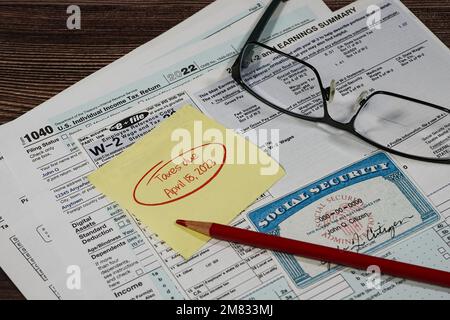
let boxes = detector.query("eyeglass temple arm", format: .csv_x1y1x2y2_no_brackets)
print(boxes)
243,0,289,44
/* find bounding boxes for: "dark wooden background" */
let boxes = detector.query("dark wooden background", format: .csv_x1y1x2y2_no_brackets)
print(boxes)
0,0,449,300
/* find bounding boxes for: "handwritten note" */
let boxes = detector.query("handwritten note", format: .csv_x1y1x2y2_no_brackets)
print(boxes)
88,105,284,258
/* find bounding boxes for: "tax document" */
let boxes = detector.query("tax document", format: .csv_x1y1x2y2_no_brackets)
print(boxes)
0,0,330,299
74,0,450,299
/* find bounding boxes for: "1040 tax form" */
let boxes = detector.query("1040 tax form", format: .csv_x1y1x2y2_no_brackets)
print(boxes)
0,2,287,298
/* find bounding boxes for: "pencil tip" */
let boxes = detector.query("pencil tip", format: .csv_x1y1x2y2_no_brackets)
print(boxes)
175,220,211,236
176,219,187,227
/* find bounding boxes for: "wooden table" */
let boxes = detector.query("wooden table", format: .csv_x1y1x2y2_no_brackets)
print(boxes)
0,0,449,300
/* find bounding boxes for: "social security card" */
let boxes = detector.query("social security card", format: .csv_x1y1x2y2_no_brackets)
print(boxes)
247,152,440,287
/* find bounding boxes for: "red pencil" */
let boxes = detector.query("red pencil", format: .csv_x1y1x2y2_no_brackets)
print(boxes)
176,219,450,288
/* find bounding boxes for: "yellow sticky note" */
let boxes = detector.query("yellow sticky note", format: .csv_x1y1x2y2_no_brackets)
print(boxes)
88,105,284,258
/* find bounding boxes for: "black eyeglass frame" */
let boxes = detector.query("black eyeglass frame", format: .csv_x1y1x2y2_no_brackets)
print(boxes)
231,0,450,164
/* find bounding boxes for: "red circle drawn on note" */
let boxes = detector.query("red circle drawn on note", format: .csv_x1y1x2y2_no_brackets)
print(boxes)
132,143,227,206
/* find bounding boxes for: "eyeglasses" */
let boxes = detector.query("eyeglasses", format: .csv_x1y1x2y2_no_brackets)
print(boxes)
231,0,450,164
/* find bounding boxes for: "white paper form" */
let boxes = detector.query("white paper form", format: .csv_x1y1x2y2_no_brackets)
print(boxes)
0,0,331,299
0,0,311,299
0,157,78,299
74,0,450,299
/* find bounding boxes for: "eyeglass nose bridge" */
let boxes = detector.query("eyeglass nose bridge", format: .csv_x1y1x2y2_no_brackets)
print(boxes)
323,82,370,126
342,90,370,126
324,79,336,103
354,90,369,112
324,80,369,112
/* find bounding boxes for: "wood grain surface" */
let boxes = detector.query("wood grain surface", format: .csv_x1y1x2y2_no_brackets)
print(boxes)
0,0,449,300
